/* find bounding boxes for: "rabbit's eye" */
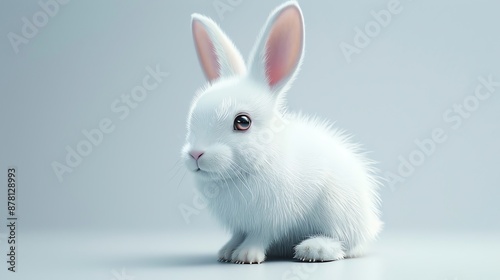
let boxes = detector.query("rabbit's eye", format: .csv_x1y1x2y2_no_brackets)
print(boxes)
234,114,251,131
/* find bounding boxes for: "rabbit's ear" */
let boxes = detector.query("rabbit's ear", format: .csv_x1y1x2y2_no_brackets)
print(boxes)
247,1,304,95
192,14,246,83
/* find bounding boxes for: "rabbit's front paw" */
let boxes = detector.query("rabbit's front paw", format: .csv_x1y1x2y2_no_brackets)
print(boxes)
218,233,246,262
294,236,345,262
231,246,266,264
218,246,235,262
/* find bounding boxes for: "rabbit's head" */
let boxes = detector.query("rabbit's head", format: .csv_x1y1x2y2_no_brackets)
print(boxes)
182,2,304,181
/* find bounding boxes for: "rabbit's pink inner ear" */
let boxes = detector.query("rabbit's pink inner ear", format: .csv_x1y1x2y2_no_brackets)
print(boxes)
265,6,303,87
193,20,219,81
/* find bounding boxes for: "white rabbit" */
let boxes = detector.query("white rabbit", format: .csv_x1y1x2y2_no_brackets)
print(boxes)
182,1,382,264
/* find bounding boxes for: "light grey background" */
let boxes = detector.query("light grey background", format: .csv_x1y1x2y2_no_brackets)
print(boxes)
1,0,499,279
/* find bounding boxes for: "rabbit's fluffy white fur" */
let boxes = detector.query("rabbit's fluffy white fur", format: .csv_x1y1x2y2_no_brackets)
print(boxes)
182,1,382,264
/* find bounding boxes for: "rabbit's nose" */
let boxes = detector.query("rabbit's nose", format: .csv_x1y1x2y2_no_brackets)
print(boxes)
190,150,204,160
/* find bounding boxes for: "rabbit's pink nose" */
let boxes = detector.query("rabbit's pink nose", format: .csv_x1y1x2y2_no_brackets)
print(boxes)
190,150,204,160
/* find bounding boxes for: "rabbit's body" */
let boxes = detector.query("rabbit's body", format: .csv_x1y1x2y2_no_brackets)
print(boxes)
195,106,381,260
183,1,382,264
